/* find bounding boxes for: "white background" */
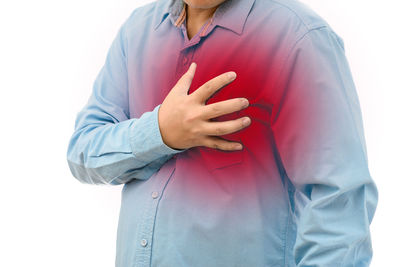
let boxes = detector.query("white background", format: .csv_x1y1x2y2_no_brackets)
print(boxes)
0,0,398,266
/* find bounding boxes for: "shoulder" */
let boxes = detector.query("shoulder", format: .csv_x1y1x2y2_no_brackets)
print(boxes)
250,0,335,42
267,0,329,30
120,1,161,34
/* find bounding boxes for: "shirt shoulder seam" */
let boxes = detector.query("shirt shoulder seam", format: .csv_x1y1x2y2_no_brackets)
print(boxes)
268,0,327,31
270,26,329,125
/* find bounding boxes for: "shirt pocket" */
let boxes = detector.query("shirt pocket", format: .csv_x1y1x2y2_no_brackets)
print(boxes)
199,141,244,172
198,108,245,172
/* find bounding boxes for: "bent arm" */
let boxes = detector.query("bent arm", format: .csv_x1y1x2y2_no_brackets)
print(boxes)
271,27,378,266
66,19,186,185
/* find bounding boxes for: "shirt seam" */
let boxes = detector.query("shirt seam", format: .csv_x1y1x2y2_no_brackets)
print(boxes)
270,27,328,265
270,26,328,125
268,0,327,31
323,30,370,167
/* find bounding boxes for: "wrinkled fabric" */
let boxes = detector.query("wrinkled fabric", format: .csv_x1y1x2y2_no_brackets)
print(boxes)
66,0,378,266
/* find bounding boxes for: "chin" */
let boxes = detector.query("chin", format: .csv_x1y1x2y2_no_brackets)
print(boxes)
183,0,227,9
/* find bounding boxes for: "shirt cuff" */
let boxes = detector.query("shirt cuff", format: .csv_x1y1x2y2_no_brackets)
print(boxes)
129,104,188,163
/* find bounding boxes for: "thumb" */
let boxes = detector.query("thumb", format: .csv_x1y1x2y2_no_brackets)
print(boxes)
176,62,197,95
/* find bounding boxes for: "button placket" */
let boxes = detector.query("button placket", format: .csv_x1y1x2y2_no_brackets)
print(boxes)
133,162,177,267
140,239,148,247
175,20,200,82
182,47,195,69
151,191,159,199
175,47,196,83
182,56,188,65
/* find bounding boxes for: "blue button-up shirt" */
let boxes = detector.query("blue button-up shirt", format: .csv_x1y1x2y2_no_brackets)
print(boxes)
67,0,378,266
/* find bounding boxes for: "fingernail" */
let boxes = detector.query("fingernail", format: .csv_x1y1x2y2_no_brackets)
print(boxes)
228,72,237,80
242,98,249,108
242,117,251,126
235,144,243,150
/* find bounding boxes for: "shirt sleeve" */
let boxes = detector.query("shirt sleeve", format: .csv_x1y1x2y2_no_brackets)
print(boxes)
66,20,187,185
270,26,378,266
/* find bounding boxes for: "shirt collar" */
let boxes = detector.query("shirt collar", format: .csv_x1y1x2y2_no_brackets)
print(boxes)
154,0,255,35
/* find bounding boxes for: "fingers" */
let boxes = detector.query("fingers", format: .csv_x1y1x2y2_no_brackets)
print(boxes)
202,136,243,151
175,62,197,95
201,98,249,120
201,116,251,137
191,71,237,103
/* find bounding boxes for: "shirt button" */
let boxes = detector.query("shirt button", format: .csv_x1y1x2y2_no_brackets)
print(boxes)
151,191,159,199
183,57,188,65
140,239,148,247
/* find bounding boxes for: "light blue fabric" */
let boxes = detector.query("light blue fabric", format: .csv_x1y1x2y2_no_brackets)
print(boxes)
66,0,378,266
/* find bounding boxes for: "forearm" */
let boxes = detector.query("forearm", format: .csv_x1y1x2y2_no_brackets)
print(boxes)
67,104,185,185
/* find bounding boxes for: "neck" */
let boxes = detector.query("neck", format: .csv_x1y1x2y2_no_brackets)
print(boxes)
186,4,219,40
